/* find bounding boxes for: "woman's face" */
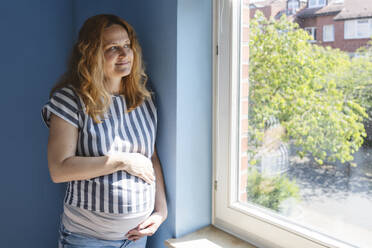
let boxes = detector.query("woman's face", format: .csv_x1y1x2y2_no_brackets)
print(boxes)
102,24,134,82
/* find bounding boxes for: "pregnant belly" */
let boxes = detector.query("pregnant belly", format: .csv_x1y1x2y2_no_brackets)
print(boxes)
63,203,153,240
67,171,155,214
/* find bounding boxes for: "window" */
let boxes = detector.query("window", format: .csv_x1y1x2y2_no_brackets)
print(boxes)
344,20,355,39
287,0,299,15
214,1,372,248
345,19,372,39
308,0,326,8
357,20,370,37
305,27,317,42
323,24,334,42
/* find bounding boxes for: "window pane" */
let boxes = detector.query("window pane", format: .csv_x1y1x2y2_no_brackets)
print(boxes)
239,3,372,247
305,27,316,42
309,0,316,7
345,20,355,39
288,0,299,14
323,25,334,42
323,25,328,41
357,19,370,38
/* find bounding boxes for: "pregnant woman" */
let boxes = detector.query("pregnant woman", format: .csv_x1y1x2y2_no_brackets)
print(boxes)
42,14,167,248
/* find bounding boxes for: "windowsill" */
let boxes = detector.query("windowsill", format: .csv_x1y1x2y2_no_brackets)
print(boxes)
307,5,325,9
164,225,257,248
345,37,371,40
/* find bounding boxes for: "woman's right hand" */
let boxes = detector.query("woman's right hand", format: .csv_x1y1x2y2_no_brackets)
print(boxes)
113,153,155,184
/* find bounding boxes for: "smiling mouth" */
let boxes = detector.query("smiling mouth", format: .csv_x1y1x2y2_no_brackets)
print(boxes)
116,61,130,66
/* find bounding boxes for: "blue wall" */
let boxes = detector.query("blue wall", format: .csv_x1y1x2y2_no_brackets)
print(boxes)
132,1,179,247
176,0,213,238
0,1,212,247
0,0,74,245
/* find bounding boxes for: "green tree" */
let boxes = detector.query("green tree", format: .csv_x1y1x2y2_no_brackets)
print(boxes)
248,12,368,165
332,41,372,117
332,42,372,146
246,168,300,212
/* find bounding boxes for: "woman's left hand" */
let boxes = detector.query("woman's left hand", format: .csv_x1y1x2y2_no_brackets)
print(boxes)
126,149,168,242
125,212,166,241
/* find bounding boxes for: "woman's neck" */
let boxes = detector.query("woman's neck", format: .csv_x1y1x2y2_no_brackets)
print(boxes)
105,78,122,95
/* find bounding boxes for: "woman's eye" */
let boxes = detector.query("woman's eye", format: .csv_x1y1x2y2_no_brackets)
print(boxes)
106,46,119,52
124,44,131,48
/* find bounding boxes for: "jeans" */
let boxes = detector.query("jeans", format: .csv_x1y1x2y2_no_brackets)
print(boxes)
58,224,147,248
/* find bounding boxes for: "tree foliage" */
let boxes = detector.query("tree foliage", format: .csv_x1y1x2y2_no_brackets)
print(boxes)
333,40,372,118
246,168,300,211
248,12,368,165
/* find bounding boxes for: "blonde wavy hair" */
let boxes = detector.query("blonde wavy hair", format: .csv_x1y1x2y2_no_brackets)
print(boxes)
51,14,151,123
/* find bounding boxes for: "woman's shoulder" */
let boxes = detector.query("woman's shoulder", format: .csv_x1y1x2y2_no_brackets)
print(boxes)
143,94,156,109
52,85,83,103
140,95,157,123
53,84,79,97
42,84,82,128
50,84,84,111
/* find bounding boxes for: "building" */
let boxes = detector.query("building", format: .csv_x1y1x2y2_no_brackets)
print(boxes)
250,0,372,53
296,0,372,53
249,0,287,20
250,0,307,20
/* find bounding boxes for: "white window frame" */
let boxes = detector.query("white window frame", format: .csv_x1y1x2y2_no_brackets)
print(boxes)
287,0,299,15
305,27,317,42
213,1,356,247
308,0,326,8
323,24,334,42
344,19,372,39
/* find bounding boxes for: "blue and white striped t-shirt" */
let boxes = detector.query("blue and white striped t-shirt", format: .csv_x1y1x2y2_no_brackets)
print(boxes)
42,85,157,214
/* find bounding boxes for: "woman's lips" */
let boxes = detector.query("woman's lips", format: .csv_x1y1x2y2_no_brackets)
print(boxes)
116,61,130,66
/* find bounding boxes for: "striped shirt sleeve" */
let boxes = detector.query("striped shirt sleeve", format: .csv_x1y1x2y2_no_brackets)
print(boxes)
41,87,80,129
148,94,158,125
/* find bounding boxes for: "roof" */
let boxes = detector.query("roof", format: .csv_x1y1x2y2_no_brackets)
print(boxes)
250,0,286,9
250,0,288,19
316,2,344,15
296,6,323,18
296,0,344,18
334,0,372,20
296,0,372,20
249,0,276,8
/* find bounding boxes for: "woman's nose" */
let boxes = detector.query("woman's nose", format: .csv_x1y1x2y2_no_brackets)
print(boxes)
119,47,127,57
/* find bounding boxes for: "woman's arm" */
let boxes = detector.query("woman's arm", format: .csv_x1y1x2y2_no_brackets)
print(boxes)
126,148,168,241
47,114,155,183
151,149,168,219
